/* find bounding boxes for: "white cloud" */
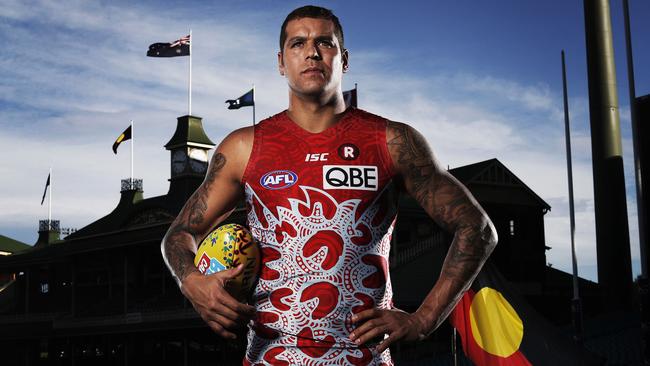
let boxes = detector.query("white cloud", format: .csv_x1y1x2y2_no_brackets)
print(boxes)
0,0,642,284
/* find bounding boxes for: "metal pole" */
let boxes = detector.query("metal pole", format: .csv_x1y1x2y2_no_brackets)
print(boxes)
583,0,633,307
188,29,192,116
622,1,649,363
48,167,52,225
623,0,645,276
130,120,134,184
452,327,458,366
562,50,584,344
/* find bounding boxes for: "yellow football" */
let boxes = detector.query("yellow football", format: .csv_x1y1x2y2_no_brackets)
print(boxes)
194,223,260,300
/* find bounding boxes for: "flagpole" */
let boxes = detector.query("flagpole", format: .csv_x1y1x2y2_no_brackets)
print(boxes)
562,50,583,345
188,29,192,116
48,167,52,226
252,84,256,126
622,1,649,362
451,328,458,366
130,120,134,184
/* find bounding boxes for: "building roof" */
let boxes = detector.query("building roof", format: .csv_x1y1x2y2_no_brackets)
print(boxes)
164,115,215,150
449,158,551,210
0,235,30,254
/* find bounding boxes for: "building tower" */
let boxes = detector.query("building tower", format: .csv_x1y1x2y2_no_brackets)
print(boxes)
165,115,215,211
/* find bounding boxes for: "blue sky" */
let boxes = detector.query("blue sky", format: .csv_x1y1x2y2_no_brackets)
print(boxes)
1,0,648,282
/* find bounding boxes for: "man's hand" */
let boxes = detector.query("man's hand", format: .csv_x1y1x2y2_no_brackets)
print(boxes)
349,307,428,353
181,264,256,340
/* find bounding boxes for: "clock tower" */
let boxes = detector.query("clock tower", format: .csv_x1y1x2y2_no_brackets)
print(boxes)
165,115,215,209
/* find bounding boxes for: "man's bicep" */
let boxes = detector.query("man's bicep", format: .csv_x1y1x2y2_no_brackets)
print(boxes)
174,149,244,244
386,121,483,231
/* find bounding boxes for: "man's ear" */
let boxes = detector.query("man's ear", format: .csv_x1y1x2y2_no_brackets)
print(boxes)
278,51,285,76
342,48,349,73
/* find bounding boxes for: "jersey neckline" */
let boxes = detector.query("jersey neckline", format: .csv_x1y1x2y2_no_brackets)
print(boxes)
281,107,356,138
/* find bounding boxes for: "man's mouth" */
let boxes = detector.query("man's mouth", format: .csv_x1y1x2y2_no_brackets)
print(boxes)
302,67,324,76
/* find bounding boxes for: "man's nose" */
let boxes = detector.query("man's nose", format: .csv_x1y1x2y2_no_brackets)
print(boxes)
306,43,322,60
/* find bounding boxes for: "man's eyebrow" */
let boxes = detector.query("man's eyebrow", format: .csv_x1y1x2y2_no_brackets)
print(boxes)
286,35,334,44
287,36,306,44
314,35,334,42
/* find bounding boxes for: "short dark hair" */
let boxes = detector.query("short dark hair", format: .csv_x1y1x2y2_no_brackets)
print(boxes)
279,5,345,52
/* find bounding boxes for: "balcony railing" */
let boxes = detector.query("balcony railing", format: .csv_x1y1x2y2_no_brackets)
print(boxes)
121,178,143,192
39,220,60,232
391,231,447,268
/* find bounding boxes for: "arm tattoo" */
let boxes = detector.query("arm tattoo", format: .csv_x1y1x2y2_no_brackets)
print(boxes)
387,122,497,333
162,153,227,286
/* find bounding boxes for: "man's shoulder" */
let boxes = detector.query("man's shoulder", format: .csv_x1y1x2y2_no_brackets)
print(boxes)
256,110,288,128
350,107,390,124
219,126,254,160
349,108,413,140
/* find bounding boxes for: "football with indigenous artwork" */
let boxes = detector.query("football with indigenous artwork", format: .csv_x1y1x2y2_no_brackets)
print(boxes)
194,223,260,300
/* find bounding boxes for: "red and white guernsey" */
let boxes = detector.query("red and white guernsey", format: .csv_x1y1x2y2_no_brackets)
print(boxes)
242,108,398,366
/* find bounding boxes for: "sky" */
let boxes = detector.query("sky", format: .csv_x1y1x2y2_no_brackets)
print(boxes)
1,0,649,282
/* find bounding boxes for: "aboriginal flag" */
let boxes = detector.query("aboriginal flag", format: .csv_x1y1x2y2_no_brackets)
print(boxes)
112,125,132,154
449,261,601,365
343,87,357,108
226,89,254,109
147,34,190,57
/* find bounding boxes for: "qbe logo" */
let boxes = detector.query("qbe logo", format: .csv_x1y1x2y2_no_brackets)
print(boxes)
323,165,378,191
260,170,298,190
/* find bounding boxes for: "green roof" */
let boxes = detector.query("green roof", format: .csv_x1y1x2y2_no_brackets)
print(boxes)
164,115,215,150
0,235,31,253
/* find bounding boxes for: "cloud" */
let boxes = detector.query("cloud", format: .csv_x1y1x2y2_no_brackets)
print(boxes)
0,0,642,284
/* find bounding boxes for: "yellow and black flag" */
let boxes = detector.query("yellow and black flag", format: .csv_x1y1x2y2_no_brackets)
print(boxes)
449,261,601,365
40,173,50,205
112,125,132,154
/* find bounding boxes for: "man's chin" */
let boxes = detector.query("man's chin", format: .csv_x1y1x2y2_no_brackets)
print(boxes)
293,87,329,99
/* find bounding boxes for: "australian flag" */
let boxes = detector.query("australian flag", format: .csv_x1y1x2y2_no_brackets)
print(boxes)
226,89,254,109
147,34,190,57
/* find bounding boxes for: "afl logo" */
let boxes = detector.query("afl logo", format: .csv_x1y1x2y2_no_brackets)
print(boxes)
260,170,298,190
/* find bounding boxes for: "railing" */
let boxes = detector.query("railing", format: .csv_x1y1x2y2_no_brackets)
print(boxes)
121,178,143,192
391,231,448,268
61,228,77,237
39,220,60,232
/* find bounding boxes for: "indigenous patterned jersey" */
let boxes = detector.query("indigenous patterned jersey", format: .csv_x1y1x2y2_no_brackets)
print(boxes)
242,108,398,366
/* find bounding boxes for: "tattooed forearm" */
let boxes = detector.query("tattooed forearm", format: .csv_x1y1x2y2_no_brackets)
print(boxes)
161,153,227,286
387,121,497,334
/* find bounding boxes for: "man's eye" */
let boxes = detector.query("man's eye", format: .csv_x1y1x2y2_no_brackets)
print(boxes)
319,41,333,47
291,41,303,48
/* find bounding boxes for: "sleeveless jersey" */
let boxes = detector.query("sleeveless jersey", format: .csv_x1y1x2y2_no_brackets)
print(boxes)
241,108,398,366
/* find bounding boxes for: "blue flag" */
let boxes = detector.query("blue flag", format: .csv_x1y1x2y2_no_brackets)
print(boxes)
226,89,254,110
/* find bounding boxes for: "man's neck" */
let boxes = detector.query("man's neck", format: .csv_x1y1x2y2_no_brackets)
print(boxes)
286,91,347,133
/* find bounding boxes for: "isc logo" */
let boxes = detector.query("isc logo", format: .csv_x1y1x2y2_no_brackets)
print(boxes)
305,153,329,162
323,165,378,191
260,170,298,190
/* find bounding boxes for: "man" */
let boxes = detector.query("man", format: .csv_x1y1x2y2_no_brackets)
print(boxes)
161,5,497,365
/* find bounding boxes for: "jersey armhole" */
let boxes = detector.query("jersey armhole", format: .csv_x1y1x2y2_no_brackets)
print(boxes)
241,125,260,187
378,119,397,177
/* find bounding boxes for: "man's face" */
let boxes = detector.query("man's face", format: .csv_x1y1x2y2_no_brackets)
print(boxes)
278,17,348,98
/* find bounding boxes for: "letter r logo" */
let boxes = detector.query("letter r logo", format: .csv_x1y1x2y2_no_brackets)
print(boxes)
337,143,359,161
